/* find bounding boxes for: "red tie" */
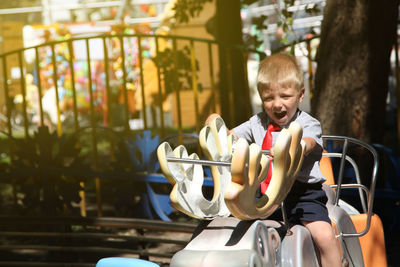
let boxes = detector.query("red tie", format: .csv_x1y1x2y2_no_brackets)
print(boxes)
260,123,280,194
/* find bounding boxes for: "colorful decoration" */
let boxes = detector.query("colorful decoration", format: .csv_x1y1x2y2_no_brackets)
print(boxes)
26,23,159,128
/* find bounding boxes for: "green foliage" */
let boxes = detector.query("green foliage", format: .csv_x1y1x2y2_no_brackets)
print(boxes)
152,45,203,96
252,14,268,31
0,125,177,218
245,14,269,49
10,126,84,216
241,0,259,5
305,3,321,15
173,0,213,24
275,0,322,51
171,0,323,52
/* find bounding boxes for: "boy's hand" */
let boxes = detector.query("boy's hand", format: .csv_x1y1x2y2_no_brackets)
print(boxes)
205,113,238,139
302,137,317,155
269,147,274,157
205,113,221,126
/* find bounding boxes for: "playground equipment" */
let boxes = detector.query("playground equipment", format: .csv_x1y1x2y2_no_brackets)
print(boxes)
96,116,386,266
155,117,386,267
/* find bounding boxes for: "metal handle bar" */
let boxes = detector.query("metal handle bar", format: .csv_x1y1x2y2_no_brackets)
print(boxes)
322,135,379,238
322,152,367,213
166,150,272,167
166,157,231,167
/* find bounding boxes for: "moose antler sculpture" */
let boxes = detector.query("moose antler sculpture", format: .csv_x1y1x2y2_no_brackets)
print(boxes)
225,122,305,220
157,117,305,220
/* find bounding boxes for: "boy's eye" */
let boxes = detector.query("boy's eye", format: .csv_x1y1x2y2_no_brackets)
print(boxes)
282,94,293,99
263,97,273,102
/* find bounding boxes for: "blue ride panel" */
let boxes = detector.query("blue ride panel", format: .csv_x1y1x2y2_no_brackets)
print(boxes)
96,257,160,267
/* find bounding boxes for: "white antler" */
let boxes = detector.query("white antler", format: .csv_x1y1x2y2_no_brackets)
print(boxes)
156,117,234,219
224,122,305,220
157,141,230,219
198,117,234,212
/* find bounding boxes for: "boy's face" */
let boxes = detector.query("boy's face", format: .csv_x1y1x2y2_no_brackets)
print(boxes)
259,84,305,126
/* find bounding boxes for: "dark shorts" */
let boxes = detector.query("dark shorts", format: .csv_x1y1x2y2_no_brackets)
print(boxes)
268,180,331,225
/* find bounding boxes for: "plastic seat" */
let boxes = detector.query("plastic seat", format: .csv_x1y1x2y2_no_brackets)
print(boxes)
129,130,213,221
321,144,388,267
351,214,387,267
127,130,172,221
320,149,335,186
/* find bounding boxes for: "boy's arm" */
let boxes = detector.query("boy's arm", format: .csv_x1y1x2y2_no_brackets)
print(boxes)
302,137,317,156
299,115,323,156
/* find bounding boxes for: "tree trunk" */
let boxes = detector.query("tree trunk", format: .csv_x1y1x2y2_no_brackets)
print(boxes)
216,0,251,128
312,0,399,144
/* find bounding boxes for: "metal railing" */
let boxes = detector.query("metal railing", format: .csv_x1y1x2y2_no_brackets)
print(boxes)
0,33,267,138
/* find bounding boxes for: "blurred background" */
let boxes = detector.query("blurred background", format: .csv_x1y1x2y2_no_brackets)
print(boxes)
0,0,325,136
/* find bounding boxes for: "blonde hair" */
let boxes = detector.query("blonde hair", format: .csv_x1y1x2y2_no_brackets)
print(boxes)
257,53,304,92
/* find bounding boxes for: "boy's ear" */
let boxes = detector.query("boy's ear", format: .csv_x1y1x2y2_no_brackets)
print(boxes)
298,87,305,103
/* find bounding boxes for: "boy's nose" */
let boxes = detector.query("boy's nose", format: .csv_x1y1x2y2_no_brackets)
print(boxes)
272,99,283,110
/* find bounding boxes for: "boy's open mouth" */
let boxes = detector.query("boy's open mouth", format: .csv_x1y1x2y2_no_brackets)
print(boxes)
274,111,286,119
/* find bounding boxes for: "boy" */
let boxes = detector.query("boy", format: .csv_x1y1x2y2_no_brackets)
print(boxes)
206,53,341,267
